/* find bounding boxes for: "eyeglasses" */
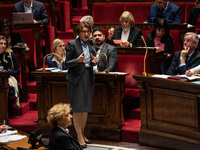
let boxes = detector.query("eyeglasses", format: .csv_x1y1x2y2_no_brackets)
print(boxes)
183,39,193,43
81,31,91,34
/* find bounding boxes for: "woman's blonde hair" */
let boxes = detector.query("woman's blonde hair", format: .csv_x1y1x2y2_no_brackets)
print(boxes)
47,103,71,127
52,38,66,58
119,11,135,27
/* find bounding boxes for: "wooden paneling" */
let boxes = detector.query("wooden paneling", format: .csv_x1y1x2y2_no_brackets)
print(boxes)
32,71,127,141
133,74,200,150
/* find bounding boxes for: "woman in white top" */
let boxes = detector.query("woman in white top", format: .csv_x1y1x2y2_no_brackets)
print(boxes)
46,38,67,70
106,11,143,47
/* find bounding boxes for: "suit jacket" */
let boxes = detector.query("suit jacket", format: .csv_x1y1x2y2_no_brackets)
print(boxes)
106,26,143,47
13,0,49,25
187,6,200,26
47,55,68,70
49,126,82,150
144,1,181,23
65,38,94,85
97,43,118,72
166,49,200,75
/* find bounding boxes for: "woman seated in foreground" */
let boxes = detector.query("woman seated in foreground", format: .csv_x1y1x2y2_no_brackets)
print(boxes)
0,35,20,107
146,18,174,74
106,11,143,47
47,38,67,70
47,103,82,150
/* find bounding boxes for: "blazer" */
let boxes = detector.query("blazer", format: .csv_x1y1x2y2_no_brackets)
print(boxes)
49,126,82,150
47,55,68,70
97,43,118,72
166,49,200,75
146,33,174,56
13,0,49,25
144,1,181,23
65,38,94,85
106,26,143,47
187,6,200,26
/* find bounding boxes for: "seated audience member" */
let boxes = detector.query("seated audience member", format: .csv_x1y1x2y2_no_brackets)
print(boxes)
185,64,200,76
47,103,82,150
167,32,200,75
78,15,94,38
0,125,8,133
106,11,143,47
13,0,49,25
144,0,181,23
92,27,118,72
0,19,23,48
47,39,67,70
187,0,200,34
0,35,20,107
146,18,174,74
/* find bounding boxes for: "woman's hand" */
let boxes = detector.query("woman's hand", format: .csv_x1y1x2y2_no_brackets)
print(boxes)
185,70,193,77
0,125,8,133
108,27,114,40
90,53,99,63
121,41,131,47
77,52,86,63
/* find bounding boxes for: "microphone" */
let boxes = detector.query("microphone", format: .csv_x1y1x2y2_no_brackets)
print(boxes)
89,39,109,73
42,53,63,72
141,35,148,76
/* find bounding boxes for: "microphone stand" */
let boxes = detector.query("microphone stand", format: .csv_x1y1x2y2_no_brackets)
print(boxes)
141,36,148,76
43,53,63,72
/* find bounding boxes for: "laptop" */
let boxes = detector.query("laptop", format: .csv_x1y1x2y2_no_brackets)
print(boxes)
13,12,34,24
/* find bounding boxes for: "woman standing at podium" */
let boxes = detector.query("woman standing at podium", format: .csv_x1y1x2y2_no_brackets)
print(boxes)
65,22,99,149
146,18,174,74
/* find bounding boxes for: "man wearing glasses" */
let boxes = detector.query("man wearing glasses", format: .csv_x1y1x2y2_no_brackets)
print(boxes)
144,0,181,23
167,32,200,75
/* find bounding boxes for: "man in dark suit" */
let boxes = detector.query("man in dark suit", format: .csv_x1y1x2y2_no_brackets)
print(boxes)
144,0,181,23
92,27,118,72
13,0,49,25
167,32,200,75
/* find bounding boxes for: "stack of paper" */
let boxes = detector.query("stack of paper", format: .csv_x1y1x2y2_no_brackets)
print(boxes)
0,130,27,143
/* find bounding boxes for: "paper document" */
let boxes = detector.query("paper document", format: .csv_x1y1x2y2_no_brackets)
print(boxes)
0,130,27,143
151,74,170,79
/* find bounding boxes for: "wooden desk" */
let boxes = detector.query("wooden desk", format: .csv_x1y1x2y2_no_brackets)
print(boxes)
14,24,44,68
117,47,163,74
32,71,127,141
12,47,29,103
0,72,9,124
1,129,47,150
133,74,200,150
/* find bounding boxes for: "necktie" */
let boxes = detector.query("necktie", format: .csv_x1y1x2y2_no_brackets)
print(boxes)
185,55,189,64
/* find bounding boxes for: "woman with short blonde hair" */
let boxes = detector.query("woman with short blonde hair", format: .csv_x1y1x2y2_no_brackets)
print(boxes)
107,11,143,47
47,103,81,150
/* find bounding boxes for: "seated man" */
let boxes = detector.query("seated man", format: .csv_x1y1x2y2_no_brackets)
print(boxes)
144,0,181,23
167,32,200,75
13,0,49,25
92,27,118,72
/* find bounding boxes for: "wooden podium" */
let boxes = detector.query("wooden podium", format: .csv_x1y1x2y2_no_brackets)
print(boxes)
133,74,200,150
0,71,9,123
32,71,127,141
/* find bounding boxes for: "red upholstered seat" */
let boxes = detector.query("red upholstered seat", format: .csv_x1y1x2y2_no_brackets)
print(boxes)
117,55,149,99
124,3,153,23
170,30,181,54
58,1,71,31
93,3,124,23
0,5,14,21
184,3,195,23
